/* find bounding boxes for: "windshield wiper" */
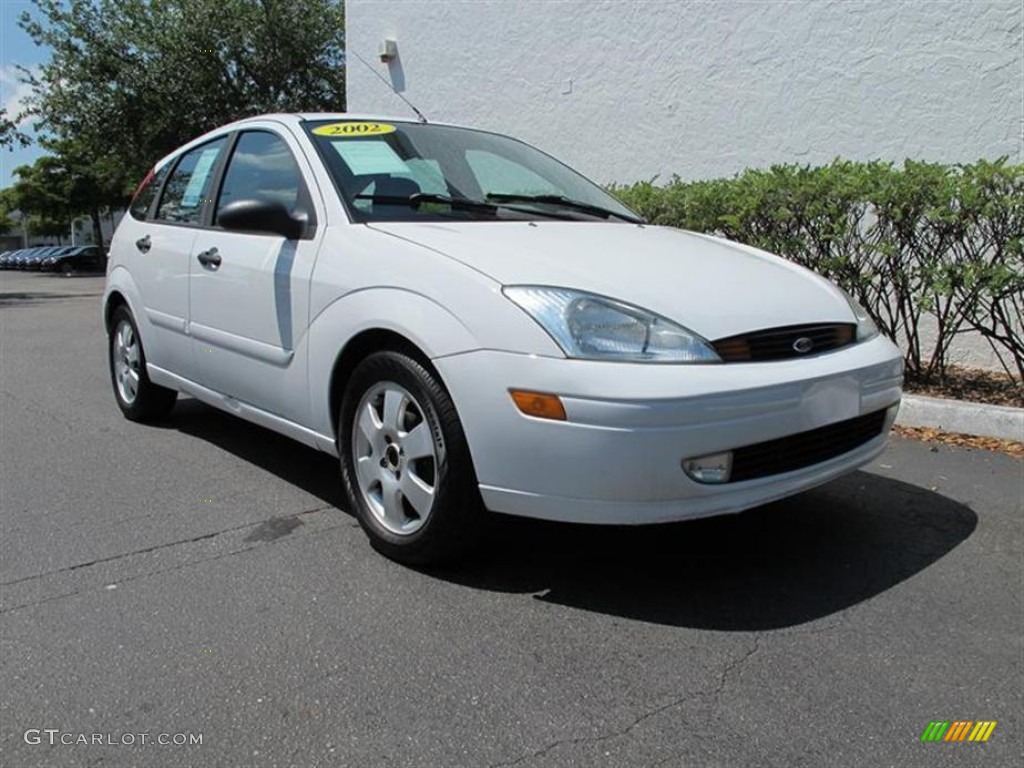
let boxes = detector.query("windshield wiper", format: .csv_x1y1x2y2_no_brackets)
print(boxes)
354,192,499,213
485,193,644,223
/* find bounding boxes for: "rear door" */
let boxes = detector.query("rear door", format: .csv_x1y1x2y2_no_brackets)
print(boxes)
119,137,228,377
189,126,324,425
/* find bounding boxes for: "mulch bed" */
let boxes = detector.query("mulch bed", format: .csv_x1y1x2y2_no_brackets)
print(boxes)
893,425,1024,459
904,365,1023,408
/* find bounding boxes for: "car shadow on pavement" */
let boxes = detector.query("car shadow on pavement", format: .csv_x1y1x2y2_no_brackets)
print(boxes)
166,398,346,508
165,398,977,631
443,473,977,631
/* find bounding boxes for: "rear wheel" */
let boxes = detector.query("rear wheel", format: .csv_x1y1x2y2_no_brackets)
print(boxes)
339,350,483,565
108,306,177,421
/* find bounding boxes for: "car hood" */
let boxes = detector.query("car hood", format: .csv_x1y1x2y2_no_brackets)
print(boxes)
368,221,853,340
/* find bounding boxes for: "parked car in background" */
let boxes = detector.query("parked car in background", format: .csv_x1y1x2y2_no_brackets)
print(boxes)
6,248,29,269
17,246,58,270
104,113,903,565
41,245,107,274
11,248,41,269
7,249,33,268
27,246,72,271
5,247,35,269
0,250,19,268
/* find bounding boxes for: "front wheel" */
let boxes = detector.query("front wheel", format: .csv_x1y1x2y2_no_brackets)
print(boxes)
108,306,177,422
339,350,483,565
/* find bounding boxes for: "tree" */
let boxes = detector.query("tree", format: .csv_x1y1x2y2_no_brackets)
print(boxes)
0,189,16,235
6,143,131,249
7,157,75,239
19,0,346,187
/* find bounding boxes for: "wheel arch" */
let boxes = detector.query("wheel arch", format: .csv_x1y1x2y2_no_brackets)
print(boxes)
103,266,145,335
307,287,481,445
104,289,129,333
327,328,437,446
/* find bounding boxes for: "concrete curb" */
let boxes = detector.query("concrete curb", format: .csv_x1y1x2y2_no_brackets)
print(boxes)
896,394,1024,441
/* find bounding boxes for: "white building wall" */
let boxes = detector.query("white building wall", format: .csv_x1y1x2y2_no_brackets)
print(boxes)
347,0,1023,185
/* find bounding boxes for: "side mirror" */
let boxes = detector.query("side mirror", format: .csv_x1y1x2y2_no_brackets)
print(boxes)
217,199,306,240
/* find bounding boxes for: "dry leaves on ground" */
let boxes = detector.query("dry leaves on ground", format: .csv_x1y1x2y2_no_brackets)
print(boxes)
893,425,1024,459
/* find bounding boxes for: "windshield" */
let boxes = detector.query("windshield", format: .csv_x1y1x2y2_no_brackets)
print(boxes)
303,120,642,224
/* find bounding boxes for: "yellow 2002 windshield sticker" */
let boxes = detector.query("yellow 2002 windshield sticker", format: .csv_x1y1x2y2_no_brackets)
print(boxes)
312,122,396,138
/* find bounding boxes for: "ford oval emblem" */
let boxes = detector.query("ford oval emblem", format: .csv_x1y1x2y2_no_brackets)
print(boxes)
793,337,814,354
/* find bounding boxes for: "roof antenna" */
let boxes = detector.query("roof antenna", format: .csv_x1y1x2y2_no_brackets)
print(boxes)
350,48,428,124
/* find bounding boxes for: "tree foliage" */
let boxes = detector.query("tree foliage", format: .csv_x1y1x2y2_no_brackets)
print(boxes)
0,108,30,149
7,155,77,242
20,0,346,186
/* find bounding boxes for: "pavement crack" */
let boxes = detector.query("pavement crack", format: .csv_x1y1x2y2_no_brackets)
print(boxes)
0,520,346,615
490,636,762,768
0,505,332,587
708,636,761,716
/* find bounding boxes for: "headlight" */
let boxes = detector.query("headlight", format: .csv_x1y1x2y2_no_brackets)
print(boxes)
503,286,721,363
840,289,879,342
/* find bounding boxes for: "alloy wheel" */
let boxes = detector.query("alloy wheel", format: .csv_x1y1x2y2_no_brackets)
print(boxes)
351,381,438,535
112,319,141,405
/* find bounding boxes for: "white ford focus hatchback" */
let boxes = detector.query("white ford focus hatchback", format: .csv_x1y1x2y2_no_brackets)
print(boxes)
104,113,903,564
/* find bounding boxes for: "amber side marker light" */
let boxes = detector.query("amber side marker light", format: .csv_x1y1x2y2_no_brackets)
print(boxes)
510,390,567,421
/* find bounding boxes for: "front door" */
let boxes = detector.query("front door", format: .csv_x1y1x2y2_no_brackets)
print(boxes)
188,128,323,426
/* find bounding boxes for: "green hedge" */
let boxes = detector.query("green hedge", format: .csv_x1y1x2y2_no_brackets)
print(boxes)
609,159,1024,384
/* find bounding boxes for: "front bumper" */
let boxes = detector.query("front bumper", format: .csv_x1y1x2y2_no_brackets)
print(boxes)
434,335,903,524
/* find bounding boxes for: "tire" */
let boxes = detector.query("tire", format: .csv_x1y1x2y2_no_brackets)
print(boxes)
339,350,483,565
60,261,74,275
108,305,177,422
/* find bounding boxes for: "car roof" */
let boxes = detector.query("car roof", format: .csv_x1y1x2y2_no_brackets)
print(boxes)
152,112,466,172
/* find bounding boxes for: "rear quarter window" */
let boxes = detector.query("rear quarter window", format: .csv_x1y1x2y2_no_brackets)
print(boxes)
129,164,170,221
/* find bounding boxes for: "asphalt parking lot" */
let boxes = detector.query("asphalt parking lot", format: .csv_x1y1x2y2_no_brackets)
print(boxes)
1,271,1021,768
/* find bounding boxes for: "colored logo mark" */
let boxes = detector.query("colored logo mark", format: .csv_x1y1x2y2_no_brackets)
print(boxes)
921,721,997,742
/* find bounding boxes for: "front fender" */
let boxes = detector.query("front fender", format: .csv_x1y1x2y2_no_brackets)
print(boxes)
307,287,481,439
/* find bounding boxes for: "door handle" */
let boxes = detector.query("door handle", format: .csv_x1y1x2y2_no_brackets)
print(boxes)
196,247,221,269
135,235,151,253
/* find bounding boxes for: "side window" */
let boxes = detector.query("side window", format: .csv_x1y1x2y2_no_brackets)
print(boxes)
155,138,227,225
215,131,306,220
129,164,170,220
465,149,560,197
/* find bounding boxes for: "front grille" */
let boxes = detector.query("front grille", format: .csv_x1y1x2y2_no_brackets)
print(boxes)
712,323,856,362
728,409,888,483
